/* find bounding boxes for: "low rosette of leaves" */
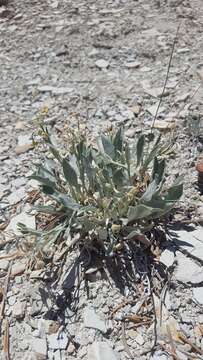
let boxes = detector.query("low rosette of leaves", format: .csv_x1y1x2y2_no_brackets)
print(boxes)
18,124,183,257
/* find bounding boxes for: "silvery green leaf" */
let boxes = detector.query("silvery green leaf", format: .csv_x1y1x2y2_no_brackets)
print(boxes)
141,179,158,202
136,134,145,167
101,135,115,159
62,158,79,188
113,127,124,153
164,180,183,202
127,204,154,222
51,191,80,210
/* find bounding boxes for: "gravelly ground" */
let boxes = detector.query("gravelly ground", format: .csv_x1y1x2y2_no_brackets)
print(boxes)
0,0,203,359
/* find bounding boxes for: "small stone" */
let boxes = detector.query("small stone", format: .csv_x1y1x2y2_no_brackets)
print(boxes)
38,86,73,95
15,143,33,155
193,287,203,305
135,334,145,346
53,350,61,360
6,211,35,236
125,128,136,138
147,104,166,117
31,338,47,360
67,342,75,354
125,61,141,69
30,301,43,316
172,227,203,262
175,252,203,284
7,188,26,205
95,59,109,69
160,248,175,267
153,120,176,131
19,339,29,351
12,301,25,319
47,332,69,350
176,92,190,103
84,307,108,333
144,87,168,98
15,121,25,130
0,259,9,271
8,295,16,306
11,262,26,277
88,342,120,360
150,351,169,360
131,105,141,115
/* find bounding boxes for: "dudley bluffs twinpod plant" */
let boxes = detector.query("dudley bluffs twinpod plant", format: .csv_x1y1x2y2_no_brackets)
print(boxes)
18,124,183,257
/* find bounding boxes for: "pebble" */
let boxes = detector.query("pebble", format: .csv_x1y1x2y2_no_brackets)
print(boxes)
11,262,26,277
135,334,145,346
125,61,141,69
8,295,17,306
47,332,69,350
193,287,203,305
172,227,203,262
0,259,9,271
6,211,36,236
84,306,108,334
7,187,26,205
88,342,120,360
95,59,109,69
147,103,166,117
175,251,203,284
12,301,25,319
160,248,175,267
31,337,47,359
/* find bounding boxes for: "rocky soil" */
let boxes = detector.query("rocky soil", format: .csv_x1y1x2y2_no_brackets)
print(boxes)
0,0,203,359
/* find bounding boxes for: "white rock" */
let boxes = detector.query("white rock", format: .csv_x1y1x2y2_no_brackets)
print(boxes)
88,342,120,360
38,86,73,95
7,187,26,205
175,252,203,284
84,307,108,333
125,61,141,69
17,134,32,147
147,103,166,117
0,259,9,271
12,301,25,319
95,59,109,69
193,287,203,305
6,211,35,236
172,227,203,262
150,351,169,360
135,334,144,345
160,249,175,267
47,332,68,350
31,338,47,359
144,87,165,98
53,349,61,360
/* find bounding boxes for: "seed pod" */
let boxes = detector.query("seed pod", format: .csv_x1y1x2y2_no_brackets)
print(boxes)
111,224,121,234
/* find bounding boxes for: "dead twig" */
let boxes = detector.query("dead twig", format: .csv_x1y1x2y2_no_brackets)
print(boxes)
178,331,203,356
3,318,10,360
0,261,12,320
121,322,134,359
151,22,181,130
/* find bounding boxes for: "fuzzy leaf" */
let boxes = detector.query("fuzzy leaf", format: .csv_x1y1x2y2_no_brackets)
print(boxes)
136,135,145,167
152,157,165,184
30,175,56,191
113,127,124,153
32,205,62,214
164,182,183,202
127,204,154,222
62,158,79,188
141,179,158,202
101,135,115,159
51,191,80,210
